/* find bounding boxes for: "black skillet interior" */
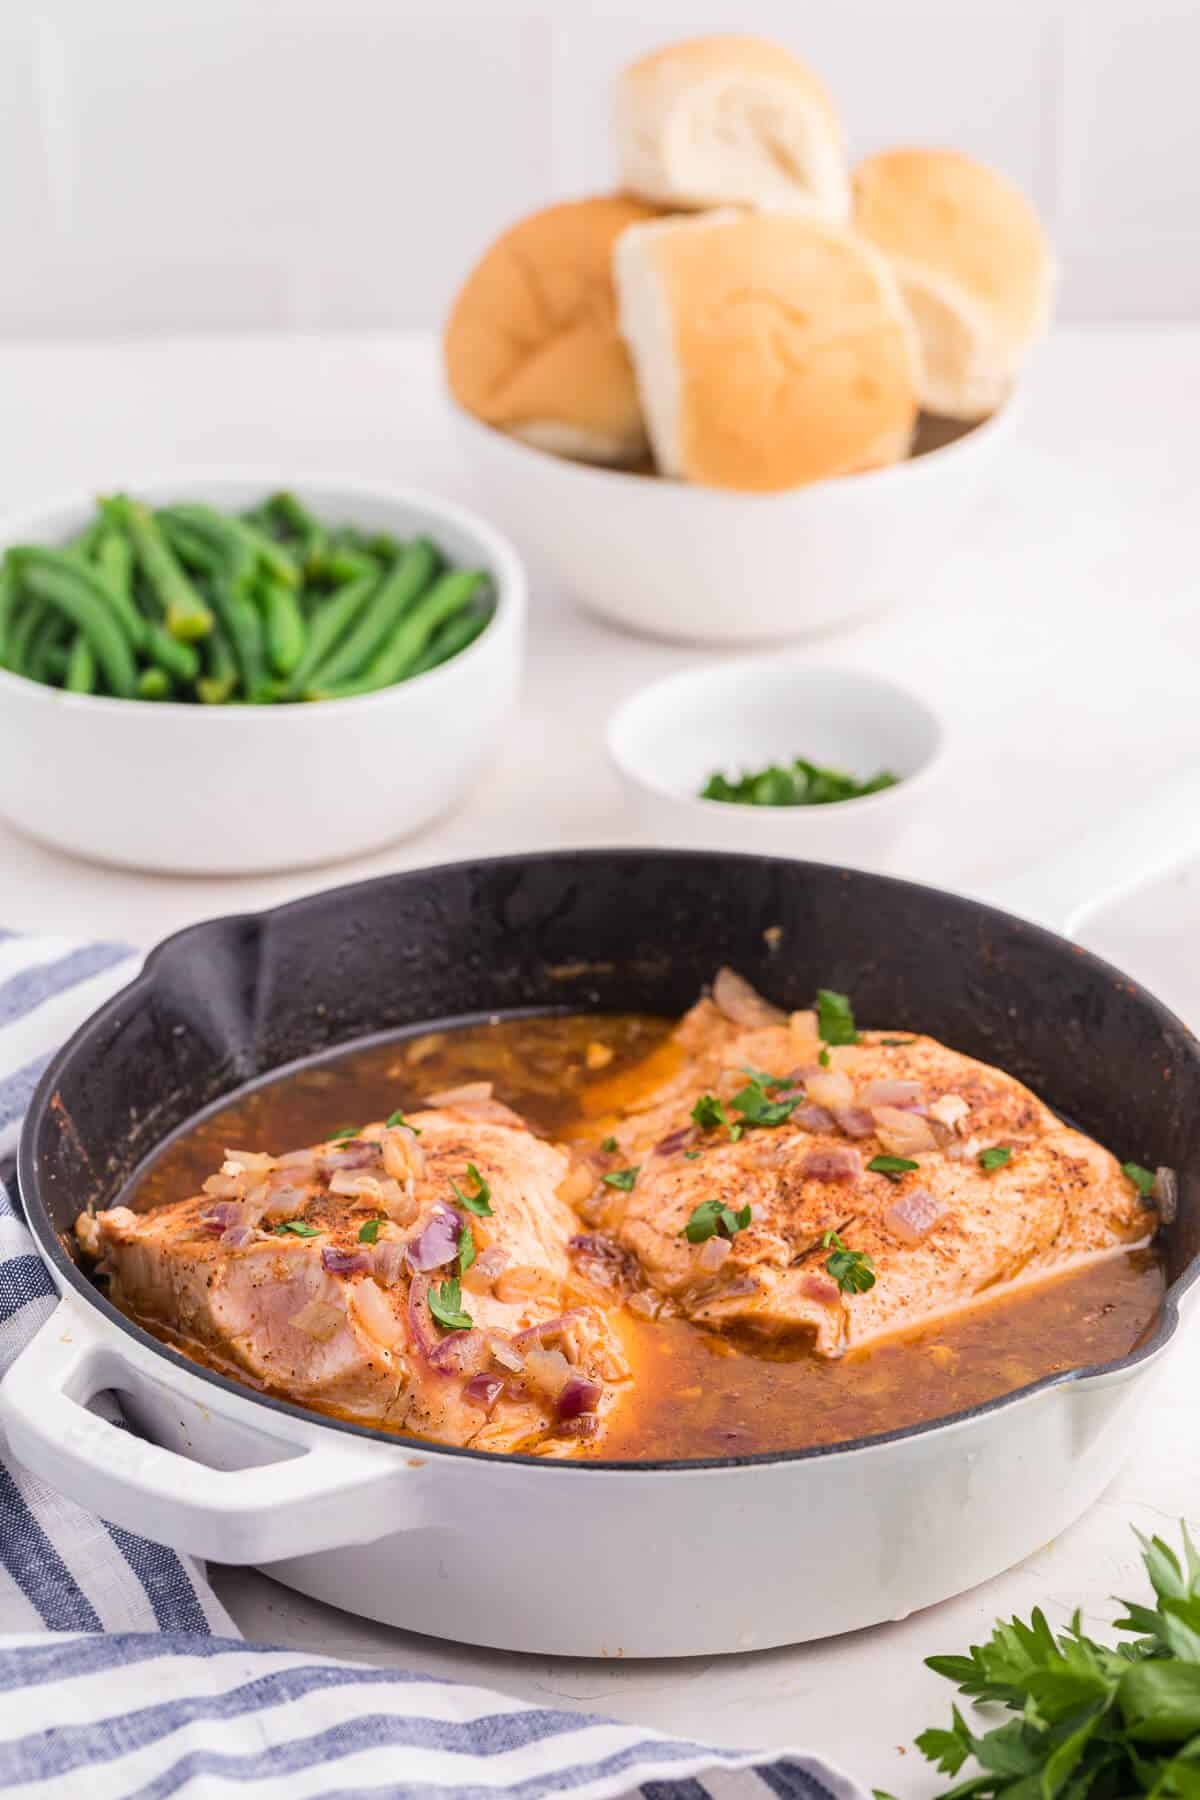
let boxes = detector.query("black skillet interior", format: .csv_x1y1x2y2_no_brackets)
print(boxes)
20,849,1200,1448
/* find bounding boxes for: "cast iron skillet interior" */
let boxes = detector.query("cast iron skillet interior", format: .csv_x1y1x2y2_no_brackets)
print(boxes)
18,850,1200,1470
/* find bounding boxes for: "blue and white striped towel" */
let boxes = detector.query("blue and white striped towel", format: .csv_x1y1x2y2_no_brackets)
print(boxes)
0,932,862,1800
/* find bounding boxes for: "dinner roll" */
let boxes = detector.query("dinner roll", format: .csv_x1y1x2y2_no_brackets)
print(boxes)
614,211,919,492
443,195,660,466
853,148,1054,419
614,35,850,220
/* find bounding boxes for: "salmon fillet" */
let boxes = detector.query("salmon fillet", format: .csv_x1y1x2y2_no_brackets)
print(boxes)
594,975,1154,1354
77,1104,628,1453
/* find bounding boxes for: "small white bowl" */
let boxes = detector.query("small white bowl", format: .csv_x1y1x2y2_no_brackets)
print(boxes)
607,658,945,865
451,396,1019,645
0,473,525,875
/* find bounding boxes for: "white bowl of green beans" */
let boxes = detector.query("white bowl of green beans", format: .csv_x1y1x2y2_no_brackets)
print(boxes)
0,475,525,873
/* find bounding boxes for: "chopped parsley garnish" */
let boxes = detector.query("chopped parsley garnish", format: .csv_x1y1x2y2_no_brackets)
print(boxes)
821,1229,876,1294
816,988,859,1046
385,1109,420,1135
818,1048,831,1067
880,1037,914,1047
684,1150,702,1161
458,1219,476,1275
868,1154,920,1181
701,759,898,809
1122,1161,1156,1198
729,1076,798,1129
273,1219,322,1237
357,1217,382,1244
601,1135,618,1153
739,1065,792,1090
450,1163,493,1216
330,1125,359,1142
682,1199,753,1243
602,1166,640,1192
428,1276,473,1331
978,1145,1013,1171
691,1093,741,1139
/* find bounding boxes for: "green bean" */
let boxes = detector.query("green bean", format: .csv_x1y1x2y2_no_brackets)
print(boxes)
65,634,96,694
157,514,226,579
115,499,214,642
304,546,379,587
166,504,299,590
67,518,106,563
313,570,486,700
144,623,200,684
259,575,306,678
197,622,238,704
405,604,492,677
12,556,138,697
305,538,437,690
366,531,402,560
0,560,15,666
281,570,377,699
6,599,46,678
95,526,134,600
30,616,70,684
137,667,171,701
268,491,322,547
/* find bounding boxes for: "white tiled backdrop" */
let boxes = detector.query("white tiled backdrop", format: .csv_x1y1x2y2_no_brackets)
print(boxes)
2,0,1197,337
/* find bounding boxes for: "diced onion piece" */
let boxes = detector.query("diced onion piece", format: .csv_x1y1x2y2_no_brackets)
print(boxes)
698,1235,731,1271
424,1080,494,1106
861,1079,924,1109
792,1102,834,1133
371,1239,407,1289
289,1299,343,1341
381,1126,425,1183
329,1171,383,1199
558,1413,600,1440
1153,1166,1178,1222
202,1174,244,1201
833,1106,876,1140
802,1272,841,1306
884,1185,944,1246
557,1375,601,1420
806,1068,855,1112
585,1042,613,1070
223,1149,275,1172
464,1373,504,1412
406,1210,461,1272
429,1328,491,1375
789,1009,818,1042
654,1127,694,1157
463,1244,509,1295
200,1198,244,1230
494,1265,551,1305
319,1143,382,1174
556,1160,597,1207
626,1289,663,1320
873,1105,938,1155
712,967,784,1028
219,1223,255,1248
928,1094,970,1131
321,1245,370,1275
488,1334,525,1373
524,1347,573,1400
277,1148,320,1173
800,1145,863,1183
348,1276,406,1349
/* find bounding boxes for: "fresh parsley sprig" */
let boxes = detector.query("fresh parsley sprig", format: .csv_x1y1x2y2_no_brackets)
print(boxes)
817,989,859,1046
821,1229,876,1294
451,1163,493,1216
428,1276,473,1332
978,1145,1013,1171
602,1166,640,1192
682,1199,752,1244
915,1525,1200,1800
1122,1161,1156,1199
868,1155,919,1181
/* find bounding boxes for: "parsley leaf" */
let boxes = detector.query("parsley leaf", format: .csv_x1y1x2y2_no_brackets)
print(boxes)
821,1229,876,1294
601,1135,618,1153
868,1154,919,1181
816,988,859,1045
357,1217,382,1244
915,1525,1200,1800
701,759,898,808
602,1166,640,1191
681,1199,753,1243
683,1149,702,1161
428,1276,473,1332
273,1219,322,1237
450,1163,493,1216
330,1125,359,1142
691,1092,739,1137
385,1109,420,1134
458,1218,476,1276
739,1065,791,1090
880,1037,914,1047
1122,1161,1156,1198
729,1077,798,1129
978,1144,1013,1171
818,1047,831,1067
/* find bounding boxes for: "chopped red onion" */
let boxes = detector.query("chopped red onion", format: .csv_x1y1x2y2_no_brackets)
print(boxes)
429,1328,490,1375
201,1173,244,1201
712,966,784,1027
319,1143,381,1175
406,1209,461,1272
557,1414,600,1440
462,1244,510,1294
861,1079,925,1109
800,1146,863,1182
792,1102,834,1133
884,1185,943,1246
698,1235,731,1271
806,1068,855,1111
801,1273,840,1305
654,1127,695,1156
488,1335,525,1373
371,1239,407,1288
512,1314,578,1352
873,1106,938,1154
322,1245,370,1276
463,1373,504,1413
557,1376,601,1420
219,1223,255,1248
832,1106,876,1139
200,1200,243,1233
277,1148,320,1173
406,1274,445,1368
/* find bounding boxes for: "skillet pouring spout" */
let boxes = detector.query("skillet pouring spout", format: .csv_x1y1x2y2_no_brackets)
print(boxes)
8,849,1200,1657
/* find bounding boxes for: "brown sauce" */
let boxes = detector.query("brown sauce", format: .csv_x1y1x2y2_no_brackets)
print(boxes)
127,1013,1166,1460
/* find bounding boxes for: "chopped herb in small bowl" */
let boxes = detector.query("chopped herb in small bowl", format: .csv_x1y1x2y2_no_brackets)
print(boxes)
702,758,899,809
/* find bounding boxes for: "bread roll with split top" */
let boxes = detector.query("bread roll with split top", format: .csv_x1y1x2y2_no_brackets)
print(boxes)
614,210,919,492
443,194,660,466
853,147,1054,420
614,35,850,220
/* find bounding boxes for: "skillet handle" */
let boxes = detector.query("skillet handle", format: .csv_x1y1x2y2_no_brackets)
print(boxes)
0,1298,411,1564
981,764,1200,939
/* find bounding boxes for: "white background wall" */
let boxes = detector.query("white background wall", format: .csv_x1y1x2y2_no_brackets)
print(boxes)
1,0,1197,338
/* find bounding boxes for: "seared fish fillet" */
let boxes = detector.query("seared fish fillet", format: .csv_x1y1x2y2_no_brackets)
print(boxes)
593,977,1154,1354
77,1104,627,1453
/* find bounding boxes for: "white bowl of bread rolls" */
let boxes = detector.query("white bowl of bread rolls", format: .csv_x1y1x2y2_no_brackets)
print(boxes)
443,34,1053,645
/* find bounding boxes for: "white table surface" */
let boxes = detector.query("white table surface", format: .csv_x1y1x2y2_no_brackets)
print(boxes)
1,325,1199,1795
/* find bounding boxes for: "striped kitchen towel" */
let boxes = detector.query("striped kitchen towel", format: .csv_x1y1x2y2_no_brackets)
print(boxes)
0,931,864,1800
